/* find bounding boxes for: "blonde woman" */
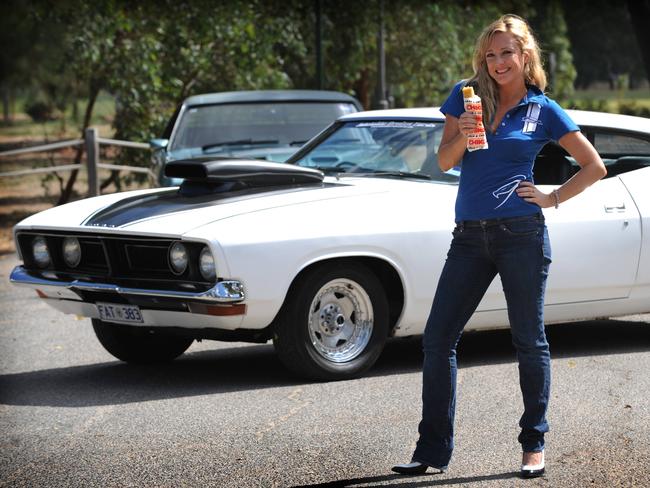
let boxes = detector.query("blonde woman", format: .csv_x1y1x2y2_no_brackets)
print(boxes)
392,14,606,478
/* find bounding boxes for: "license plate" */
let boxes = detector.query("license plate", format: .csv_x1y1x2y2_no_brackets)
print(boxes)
96,302,144,324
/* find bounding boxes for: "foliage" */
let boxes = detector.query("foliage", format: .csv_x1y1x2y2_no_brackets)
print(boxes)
6,0,647,203
24,100,56,123
565,98,609,112
385,1,509,107
264,0,532,108
625,0,650,87
385,1,468,107
565,97,650,117
0,0,77,127
57,0,300,179
563,0,646,89
535,0,576,101
617,101,650,118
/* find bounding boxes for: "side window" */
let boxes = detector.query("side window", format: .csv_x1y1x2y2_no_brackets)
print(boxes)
593,132,650,156
592,131,650,178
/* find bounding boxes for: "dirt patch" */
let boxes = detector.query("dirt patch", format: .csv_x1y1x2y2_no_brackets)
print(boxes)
0,206,52,254
556,438,650,487
0,165,61,254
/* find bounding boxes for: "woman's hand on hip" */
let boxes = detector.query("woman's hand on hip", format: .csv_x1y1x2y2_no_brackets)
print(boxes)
516,181,554,208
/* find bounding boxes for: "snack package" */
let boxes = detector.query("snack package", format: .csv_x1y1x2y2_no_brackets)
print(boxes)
462,86,488,151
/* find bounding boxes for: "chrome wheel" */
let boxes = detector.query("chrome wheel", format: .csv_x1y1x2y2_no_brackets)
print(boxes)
307,278,374,363
273,262,389,380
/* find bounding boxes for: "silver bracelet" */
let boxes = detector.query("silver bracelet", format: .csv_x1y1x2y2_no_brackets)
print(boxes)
552,189,560,209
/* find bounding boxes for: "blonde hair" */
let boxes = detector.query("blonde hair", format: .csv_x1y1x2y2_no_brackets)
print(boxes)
468,14,546,127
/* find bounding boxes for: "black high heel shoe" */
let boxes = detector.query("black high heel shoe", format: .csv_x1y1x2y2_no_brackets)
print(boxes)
391,461,445,475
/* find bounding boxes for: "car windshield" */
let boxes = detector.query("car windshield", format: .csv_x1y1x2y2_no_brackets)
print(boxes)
292,120,459,182
170,102,358,152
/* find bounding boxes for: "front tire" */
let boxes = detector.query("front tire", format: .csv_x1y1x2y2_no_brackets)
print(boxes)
92,319,193,364
273,263,389,380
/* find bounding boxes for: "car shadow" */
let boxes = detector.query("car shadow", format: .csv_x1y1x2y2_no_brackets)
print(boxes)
0,319,648,408
370,318,650,377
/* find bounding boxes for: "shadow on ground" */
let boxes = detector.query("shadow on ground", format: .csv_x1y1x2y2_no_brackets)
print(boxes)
0,319,647,408
292,470,520,487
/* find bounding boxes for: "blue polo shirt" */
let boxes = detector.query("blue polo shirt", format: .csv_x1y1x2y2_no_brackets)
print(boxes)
440,80,579,221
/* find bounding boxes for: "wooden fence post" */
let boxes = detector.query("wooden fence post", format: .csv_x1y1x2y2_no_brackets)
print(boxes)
85,127,99,197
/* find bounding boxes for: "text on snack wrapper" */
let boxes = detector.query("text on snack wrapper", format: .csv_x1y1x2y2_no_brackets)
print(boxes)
468,138,487,146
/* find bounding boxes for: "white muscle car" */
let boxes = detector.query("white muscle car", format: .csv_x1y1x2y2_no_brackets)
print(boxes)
10,108,650,380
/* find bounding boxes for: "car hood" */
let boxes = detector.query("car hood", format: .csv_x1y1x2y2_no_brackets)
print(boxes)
15,177,408,237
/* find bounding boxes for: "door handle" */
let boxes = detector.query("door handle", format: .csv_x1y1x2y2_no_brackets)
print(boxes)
604,203,626,213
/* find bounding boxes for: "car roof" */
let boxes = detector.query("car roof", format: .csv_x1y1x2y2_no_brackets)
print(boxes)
183,90,362,109
565,110,650,133
340,107,445,121
339,107,650,134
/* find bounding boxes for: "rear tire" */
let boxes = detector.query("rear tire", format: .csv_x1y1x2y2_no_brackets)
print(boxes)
92,319,193,364
273,263,389,380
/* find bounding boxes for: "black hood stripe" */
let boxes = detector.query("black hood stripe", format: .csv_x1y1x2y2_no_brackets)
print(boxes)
83,183,335,228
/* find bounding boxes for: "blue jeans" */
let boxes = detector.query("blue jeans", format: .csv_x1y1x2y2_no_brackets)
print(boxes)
413,212,552,469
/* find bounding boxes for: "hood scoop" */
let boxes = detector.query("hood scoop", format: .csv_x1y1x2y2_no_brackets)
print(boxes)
165,158,324,186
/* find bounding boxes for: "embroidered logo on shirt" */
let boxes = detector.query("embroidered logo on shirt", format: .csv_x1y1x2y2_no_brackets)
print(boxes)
493,174,526,209
522,103,542,133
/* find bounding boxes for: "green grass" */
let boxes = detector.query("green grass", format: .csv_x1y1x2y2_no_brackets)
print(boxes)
574,87,650,103
569,87,650,115
0,91,116,141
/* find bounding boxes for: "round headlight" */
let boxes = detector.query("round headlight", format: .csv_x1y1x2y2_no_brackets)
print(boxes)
199,246,216,281
32,236,51,268
169,241,188,275
62,237,81,268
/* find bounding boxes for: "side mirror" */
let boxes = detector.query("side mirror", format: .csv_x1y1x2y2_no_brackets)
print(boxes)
149,138,169,150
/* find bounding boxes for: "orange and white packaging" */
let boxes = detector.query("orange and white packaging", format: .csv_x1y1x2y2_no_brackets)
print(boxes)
462,86,488,151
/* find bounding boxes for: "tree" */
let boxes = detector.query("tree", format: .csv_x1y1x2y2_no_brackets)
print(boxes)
626,0,650,85
34,0,296,202
385,0,508,107
0,0,76,126
264,0,528,108
535,0,577,100
564,0,645,88
8,0,586,204
53,1,149,203
0,1,33,123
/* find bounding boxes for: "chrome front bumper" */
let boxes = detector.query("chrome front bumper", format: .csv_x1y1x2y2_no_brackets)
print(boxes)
9,266,245,304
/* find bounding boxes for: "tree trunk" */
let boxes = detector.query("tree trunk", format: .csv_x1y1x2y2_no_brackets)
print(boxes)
2,85,10,124
353,69,371,110
100,170,120,192
626,0,650,84
57,83,100,205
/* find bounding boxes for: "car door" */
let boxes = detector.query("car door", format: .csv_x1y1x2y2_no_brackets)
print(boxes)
544,127,650,303
476,131,645,310
542,175,641,304
473,175,641,312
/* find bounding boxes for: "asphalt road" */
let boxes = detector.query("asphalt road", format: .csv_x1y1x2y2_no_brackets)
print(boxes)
1,252,649,487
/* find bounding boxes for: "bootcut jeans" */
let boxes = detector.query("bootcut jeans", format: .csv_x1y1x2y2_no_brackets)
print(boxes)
412,212,552,469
